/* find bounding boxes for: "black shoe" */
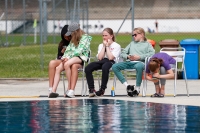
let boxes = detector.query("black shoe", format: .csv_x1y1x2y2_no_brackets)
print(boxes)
48,92,59,98
126,85,135,97
95,88,105,96
89,89,96,97
132,90,140,97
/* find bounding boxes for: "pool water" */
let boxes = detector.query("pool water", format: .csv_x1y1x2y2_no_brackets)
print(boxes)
0,99,200,132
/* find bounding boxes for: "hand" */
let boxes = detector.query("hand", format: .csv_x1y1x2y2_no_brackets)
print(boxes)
103,40,108,47
128,55,134,60
147,74,159,83
62,58,68,63
132,55,140,61
129,55,140,61
152,73,160,79
151,76,159,83
61,48,66,53
107,39,112,46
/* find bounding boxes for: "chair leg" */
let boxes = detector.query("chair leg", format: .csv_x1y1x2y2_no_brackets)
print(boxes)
84,81,88,96
142,72,147,97
81,72,85,96
98,72,101,89
183,69,189,97
113,75,117,90
145,79,147,96
62,73,66,97
142,79,146,97
142,58,149,97
142,72,146,97
174,77,176,97
174,64,178,97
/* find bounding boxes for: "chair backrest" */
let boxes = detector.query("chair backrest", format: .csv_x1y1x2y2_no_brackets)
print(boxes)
81,50,91,69
160,47,186,70
115,48,124,63
87,50,92,63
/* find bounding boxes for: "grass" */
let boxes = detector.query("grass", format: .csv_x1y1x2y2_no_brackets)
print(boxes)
0,32,200,78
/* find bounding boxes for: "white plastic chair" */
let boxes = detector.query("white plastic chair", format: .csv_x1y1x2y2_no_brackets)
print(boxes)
142,47,189,97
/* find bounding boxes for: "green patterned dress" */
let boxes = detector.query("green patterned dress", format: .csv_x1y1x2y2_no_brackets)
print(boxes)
62,34,92,62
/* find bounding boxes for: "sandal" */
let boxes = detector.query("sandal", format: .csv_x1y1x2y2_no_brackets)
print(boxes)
151,93,159,97
158,93,164,98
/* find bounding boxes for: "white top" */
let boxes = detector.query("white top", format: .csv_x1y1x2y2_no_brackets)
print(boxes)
97,42,121,62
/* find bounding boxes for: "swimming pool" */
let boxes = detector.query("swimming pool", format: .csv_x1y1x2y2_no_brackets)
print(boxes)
0,99,199,132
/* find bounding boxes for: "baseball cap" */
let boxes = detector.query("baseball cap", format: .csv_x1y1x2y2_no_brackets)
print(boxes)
65,22,80,36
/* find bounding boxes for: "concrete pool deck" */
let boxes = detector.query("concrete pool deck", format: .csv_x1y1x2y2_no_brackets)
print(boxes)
0,78,199,106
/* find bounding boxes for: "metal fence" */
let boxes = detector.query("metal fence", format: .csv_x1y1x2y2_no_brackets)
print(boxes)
0,0,89,46
0,0,200,78
1,0,200,46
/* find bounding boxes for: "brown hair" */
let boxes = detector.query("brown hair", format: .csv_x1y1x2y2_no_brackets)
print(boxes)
103,28,115,41
70,28,85,47
133,27,147,41
148,57,163,72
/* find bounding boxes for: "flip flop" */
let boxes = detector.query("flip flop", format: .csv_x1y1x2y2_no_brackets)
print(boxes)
151,93,159,97
158,93,164,98
48,92,59,98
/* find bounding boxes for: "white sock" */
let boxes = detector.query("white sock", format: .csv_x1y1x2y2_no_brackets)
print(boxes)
136,86,140,91
70,90,74,92
49,87,52,93
123,82,129,87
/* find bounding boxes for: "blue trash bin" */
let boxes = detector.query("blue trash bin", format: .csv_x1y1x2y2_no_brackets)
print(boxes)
180,39,200,79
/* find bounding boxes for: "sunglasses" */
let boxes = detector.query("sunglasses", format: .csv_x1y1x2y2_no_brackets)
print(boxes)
132,33,141,37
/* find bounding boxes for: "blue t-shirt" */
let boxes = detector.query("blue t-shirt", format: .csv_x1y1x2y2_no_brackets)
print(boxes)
146,52,176,73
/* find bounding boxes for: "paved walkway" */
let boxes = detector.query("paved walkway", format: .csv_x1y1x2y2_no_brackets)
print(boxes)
0,78,200,106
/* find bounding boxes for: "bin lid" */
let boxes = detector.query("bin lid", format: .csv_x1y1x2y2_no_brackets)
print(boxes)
180,39,200,45
159,39,179,45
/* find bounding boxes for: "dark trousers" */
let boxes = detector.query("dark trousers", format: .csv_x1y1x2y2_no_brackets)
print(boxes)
85,58,115,90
